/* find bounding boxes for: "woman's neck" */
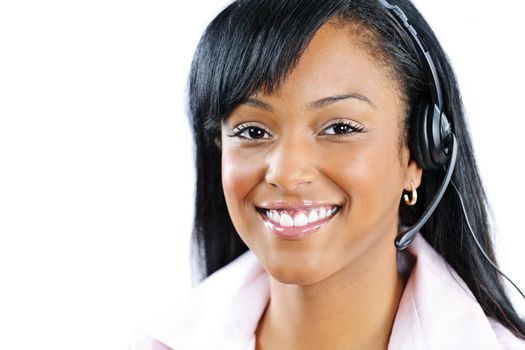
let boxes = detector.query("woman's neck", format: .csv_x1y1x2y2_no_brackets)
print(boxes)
255,236,405,350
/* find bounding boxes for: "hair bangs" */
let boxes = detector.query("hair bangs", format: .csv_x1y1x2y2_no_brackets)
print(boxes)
189,0,348,135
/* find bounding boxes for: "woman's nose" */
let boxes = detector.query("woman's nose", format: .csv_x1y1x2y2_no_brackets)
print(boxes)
264,134,318,192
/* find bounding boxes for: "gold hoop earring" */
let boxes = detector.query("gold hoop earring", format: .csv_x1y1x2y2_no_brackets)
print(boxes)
404,182,418,206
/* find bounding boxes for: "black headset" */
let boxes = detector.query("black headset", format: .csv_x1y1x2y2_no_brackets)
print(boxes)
380,0,525,301
377,0,458,251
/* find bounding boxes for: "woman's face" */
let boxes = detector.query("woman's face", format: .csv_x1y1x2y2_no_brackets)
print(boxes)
221,22,422,285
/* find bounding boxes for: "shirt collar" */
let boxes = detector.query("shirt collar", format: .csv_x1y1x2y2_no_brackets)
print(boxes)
388,234,502,349
140,251,268,349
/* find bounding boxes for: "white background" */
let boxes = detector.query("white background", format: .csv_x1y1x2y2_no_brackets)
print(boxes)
0,1,524,349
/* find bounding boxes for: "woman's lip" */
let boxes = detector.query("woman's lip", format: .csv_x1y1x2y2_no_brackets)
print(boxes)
256,201,341,210
258,209,339,240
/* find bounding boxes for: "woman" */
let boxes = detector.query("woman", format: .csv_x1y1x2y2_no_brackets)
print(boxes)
131,0,525,348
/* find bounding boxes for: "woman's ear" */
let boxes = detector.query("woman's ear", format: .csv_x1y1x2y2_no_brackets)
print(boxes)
400,142,423,190
404,157,423,190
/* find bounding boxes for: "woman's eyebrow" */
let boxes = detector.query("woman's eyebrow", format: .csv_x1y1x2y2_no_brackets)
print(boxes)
309,93,376,110
240,92,376,112
240,98,273,112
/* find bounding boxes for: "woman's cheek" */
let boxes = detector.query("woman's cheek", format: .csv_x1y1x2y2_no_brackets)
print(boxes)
221,148,265,224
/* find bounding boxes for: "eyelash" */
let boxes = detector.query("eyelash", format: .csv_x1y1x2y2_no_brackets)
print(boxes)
320,120,367,137
227,122,272,142
227,120,366,143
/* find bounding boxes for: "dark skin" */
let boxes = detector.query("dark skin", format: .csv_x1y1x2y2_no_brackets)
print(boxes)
221,22,423,350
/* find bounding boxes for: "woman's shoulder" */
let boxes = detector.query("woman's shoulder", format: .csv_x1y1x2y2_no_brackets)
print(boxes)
129,250,269,350
393,234,525,349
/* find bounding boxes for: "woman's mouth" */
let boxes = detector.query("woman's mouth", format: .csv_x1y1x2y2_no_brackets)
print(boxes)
256,205,341,239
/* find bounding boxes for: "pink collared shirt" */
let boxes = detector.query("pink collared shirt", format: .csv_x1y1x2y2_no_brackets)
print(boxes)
130,234,525,349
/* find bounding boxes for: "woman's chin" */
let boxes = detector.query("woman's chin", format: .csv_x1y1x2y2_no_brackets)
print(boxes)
263,260,332,286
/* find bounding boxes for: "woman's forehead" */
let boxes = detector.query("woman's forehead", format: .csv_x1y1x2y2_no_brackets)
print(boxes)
245,22,403,115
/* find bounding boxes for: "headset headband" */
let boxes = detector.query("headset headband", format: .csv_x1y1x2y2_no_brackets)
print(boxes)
378,0,443,108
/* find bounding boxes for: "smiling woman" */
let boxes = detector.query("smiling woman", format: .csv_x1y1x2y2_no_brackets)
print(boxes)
130,0,525,349
220,23,418,294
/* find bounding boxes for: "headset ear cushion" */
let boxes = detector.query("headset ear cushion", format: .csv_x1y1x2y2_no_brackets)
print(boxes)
410,99,430,170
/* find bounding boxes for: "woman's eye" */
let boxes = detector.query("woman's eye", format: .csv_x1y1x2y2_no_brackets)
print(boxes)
229,124,272,141
243,127,269,139
321,121,365,136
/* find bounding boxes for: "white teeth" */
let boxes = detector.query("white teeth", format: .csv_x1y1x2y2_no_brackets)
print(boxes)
265,207,339,226
308,210,319,224
280,213,294,227
293,213,308,227
273,210,280,223
266,210,278,223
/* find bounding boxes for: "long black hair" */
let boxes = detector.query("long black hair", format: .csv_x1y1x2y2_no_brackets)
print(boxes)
188,0,525,338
